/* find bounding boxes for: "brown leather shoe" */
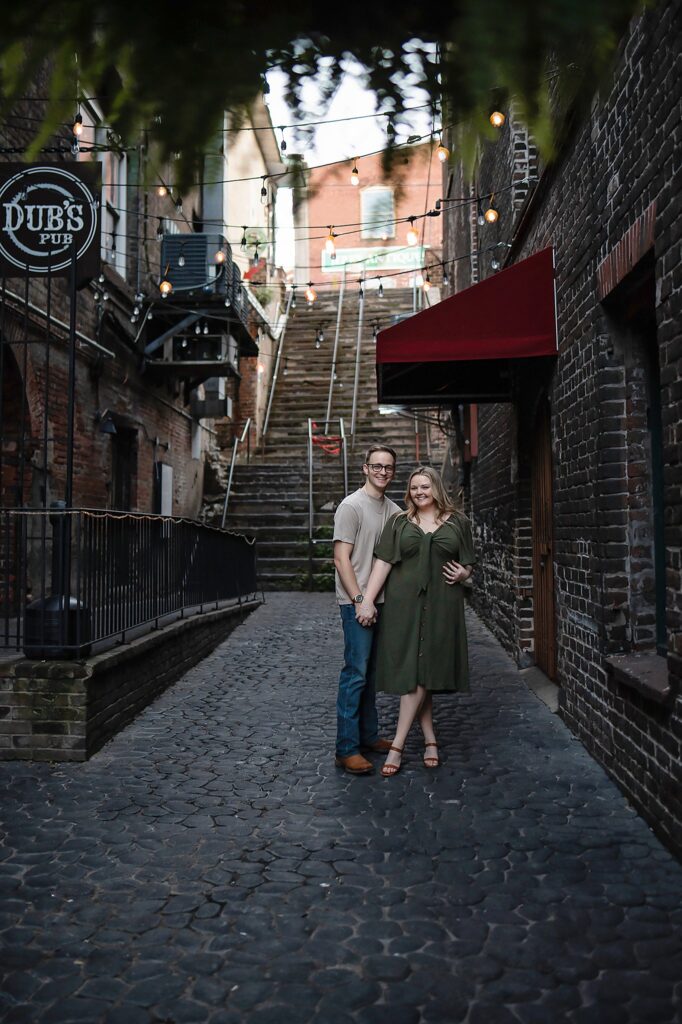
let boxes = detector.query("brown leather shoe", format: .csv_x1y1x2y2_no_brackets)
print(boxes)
361,738,393,753
335,753,374,774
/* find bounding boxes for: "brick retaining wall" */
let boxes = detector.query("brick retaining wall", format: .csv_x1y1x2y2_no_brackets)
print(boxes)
0,601,260,761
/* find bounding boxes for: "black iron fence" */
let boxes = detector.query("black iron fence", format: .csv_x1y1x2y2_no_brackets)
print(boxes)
1,506,258,658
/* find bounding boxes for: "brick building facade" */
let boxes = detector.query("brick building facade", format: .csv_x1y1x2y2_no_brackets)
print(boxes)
441,3,681,854
302,146,442,290
0,83,280,517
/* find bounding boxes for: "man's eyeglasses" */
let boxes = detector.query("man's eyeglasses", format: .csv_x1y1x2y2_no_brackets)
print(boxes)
367,463,395,475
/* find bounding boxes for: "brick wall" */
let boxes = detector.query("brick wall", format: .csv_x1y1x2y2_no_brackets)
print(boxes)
0,601,260,761
443,2,682,855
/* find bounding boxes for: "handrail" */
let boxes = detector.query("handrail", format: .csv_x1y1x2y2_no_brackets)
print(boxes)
339,417,349,497
221,417,251,528
325,265,347,424
350,274,365,436
262,287,294,437
307,417,314,541
307,416,349,544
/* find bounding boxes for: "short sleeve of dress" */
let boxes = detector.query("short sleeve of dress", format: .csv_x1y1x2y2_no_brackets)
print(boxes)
333,501,360,544
374,513,404,565
457,515,477,566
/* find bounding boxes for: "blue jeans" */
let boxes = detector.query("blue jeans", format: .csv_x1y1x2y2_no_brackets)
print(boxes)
336,604,380,758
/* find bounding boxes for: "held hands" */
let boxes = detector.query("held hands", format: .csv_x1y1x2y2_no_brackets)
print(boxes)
443,560,471,586
356,599,377,627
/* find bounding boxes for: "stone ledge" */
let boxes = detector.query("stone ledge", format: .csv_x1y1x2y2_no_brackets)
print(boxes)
0,600,261,761
605,652,672,705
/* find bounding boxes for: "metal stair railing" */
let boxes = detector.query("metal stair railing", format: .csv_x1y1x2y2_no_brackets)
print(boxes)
262,288,295,440
221,418,252,528
307,417,349,589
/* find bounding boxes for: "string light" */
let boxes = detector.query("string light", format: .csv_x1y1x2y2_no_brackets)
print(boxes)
406,217,419,246
157,184,168,197
484,197,498,224
290,285,297,309
178,247,186,268
72,112,84,137
175,196,183,211
325,228,336,256
491,256,501,271
350,159,359,186
240,227,248,250
422,270,431,292
195,322,202,335
305,282,317,304
260,177,268,205
436,138,449,163
359,280,364,299
156,218,164,241
279,128,287,153
203,322,209,335
378,280,384,298
159,270,173,298
283,357,289,376
315,328,324,349
214,249,226,264
477,201,486,227
490,110,506,128
443,266,450,288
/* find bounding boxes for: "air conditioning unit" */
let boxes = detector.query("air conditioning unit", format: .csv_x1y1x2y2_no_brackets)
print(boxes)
171,332,239,370
160,234,232,299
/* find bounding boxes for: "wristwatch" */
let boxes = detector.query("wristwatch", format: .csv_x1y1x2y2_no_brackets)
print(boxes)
352,594,364,604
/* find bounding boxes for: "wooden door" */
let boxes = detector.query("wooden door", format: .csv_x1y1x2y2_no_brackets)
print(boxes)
531,399,557,679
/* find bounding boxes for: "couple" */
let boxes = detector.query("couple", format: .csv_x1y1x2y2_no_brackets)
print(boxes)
333,443,475,778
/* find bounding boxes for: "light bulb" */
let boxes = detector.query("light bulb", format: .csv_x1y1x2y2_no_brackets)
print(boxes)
257,362,265,376
70,139,80,156
315,338,321,350
73,113,84,137
181,337,188,349
203,323,209,335
159,280,172,297
98,273,105,284
240,228,248,250
214,250,226,264
491,258,500,271
280,128,287,153
178,253,185,268
484,205,498,224
350,161,359,186
406,218,418,246
423,273,431,292
260,180,268,205
283,362,288,376
305,282,317,304
378,281,384,298
436,139,449,163
318,329,324,343
325,229,336,255
195,323,201,335
490,110,505,128
157,185,168,197
156,220,164,241
443,269,450,287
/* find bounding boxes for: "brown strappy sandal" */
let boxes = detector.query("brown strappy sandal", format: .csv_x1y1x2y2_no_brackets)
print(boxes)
423,742,439,769
381,745,404,778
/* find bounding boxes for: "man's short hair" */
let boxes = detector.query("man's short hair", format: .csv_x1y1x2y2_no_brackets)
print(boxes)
363,443,397,465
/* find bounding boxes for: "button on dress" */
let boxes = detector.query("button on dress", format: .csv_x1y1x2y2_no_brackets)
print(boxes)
374,512,477,695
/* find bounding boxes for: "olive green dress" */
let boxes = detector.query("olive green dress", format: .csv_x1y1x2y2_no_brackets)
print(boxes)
374,512,476,695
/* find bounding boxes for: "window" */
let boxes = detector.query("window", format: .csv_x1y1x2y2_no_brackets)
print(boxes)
361,187,395,240
77,102,128,279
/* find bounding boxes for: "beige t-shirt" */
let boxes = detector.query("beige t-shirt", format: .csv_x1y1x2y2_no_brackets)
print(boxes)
333,487,401,605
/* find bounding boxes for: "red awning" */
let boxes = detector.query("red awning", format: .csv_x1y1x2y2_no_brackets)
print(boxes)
376,247,557,404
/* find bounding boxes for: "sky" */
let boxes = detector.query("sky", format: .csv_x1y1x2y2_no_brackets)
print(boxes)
265,63,433,269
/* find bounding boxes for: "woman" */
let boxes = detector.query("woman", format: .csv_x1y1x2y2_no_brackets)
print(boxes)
360,466,475,777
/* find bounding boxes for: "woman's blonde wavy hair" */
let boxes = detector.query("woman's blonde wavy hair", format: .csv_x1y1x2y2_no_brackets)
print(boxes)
404,466,459,523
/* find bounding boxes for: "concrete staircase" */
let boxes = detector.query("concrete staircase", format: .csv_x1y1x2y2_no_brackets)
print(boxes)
203,287,437,590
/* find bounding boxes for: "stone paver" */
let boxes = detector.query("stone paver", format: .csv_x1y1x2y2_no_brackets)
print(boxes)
1,593,680,1024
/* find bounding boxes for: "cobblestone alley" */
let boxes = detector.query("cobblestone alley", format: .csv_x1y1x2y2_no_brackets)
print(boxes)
1,594,681,1024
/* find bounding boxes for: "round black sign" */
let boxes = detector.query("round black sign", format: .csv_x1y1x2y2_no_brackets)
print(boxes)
0,164,100,276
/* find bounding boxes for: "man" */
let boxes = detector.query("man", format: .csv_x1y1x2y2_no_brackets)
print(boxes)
333,443,401,774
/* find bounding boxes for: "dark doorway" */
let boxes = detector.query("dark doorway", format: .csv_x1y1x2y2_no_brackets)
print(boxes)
111,428,136,511
531,397,557,679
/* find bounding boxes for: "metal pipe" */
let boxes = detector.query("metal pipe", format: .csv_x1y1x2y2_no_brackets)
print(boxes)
325,265,346,424
221,417,251,528
350,276,365,436
263,287,294,437
307,418,314,540
0,285,115,357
